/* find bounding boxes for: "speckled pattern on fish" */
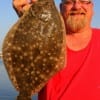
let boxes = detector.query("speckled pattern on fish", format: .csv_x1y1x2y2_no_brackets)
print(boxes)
2,0,66,100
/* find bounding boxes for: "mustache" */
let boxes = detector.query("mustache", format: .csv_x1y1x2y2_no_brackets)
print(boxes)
69,10,86,15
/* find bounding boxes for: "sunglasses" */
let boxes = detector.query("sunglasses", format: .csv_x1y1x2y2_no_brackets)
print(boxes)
62,0,92,5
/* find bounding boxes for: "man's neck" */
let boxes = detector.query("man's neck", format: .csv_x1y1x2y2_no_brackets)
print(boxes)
66,27,92,51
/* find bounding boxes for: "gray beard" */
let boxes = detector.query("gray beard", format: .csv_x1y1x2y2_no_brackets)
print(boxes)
65,15,87,34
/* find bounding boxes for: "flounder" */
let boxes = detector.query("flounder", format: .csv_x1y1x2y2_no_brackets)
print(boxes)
2,0,66,100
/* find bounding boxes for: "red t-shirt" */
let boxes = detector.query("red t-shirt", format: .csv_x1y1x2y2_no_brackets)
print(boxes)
38,28,100,100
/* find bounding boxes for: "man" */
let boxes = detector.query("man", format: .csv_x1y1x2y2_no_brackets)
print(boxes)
13,0,100,100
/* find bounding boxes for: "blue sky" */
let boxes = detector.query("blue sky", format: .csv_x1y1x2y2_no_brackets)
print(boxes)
0,0,100,51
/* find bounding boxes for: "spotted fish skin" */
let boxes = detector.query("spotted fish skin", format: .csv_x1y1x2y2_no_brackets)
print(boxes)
2,0,66,99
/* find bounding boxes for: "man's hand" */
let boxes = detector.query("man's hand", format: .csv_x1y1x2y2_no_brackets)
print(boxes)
13,0,37,17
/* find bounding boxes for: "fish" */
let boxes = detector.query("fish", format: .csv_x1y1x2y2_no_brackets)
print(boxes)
2,0,66,99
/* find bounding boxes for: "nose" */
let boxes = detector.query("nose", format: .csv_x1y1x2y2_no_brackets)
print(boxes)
72,1,82,9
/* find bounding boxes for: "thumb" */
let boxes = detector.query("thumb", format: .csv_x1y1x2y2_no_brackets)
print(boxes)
31,0,38,2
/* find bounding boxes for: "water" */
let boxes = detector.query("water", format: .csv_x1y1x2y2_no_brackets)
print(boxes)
0,59,38,100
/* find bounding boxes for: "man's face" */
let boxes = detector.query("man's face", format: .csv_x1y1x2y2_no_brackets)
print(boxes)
60,0,94,33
